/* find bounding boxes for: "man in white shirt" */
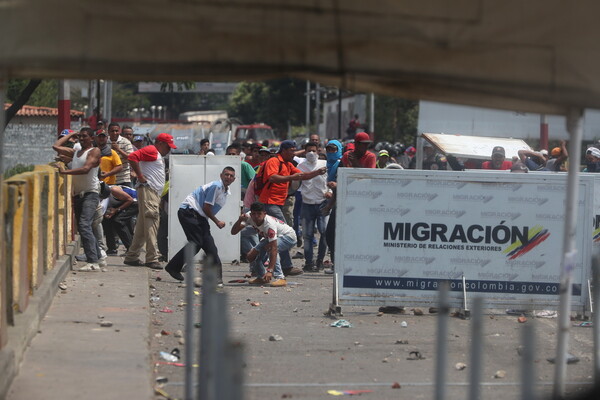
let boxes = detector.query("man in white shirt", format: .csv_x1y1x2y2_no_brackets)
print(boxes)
231,202,297,287
297,142,329,272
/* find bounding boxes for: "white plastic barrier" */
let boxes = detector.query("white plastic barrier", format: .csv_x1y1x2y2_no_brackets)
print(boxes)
168,155,241,263
336,168,594,310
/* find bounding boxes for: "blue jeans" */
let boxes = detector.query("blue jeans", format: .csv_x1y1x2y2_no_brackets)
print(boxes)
250,234,296,279
240,225,259,255
264,203,292,269
73,192,101,263
301,202,328,265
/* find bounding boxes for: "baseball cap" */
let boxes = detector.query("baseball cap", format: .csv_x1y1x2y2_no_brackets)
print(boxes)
258,146,270,153
551,147,561,157
492,146,505,157
379,150,390,157
279,140,297,151
96,130,107,136
354,132,372,143
406,146,416,156
133,135,144,142
155,133,177,149
59,129,75,137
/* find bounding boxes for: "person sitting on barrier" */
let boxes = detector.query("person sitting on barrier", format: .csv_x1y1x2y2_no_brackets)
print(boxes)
517,147,548,171
100,183,138,254
231,201,296,287
482,146,513,170
544,140,568,172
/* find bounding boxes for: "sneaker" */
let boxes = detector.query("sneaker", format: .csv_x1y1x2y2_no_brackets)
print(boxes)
165,266,184,281
269,278,287,287
78,263,101,272
292,251,304,259
100,249,107,259
324,265,335,274
303,264,318,273
316,259,324,270
99,257,108,268
123,259,145,267
283,267,303,276
145,262,163,270
248,277,265,285
106,249,118,256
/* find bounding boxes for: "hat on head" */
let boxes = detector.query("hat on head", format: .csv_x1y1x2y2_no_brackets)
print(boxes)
96,130,107,136
587,147,600,158
378,150,390,157
551,147,562,157
155,133,177,149
540,149,549,157
133,135,144,142
406,146,416,156
258,146,270,153
354,132,372,143
279,140,297,152
492,146,506,157
60,129,75,137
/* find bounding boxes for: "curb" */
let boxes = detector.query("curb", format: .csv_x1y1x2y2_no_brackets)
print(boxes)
0,239,79,399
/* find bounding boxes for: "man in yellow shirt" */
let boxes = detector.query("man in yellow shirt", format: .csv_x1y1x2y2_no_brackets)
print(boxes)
96,130,123,184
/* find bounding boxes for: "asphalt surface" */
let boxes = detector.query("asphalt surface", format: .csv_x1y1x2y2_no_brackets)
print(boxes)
6,244,597,400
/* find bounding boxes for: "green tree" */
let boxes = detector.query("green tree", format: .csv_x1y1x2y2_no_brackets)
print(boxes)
373,95,419,145
228,78,306,134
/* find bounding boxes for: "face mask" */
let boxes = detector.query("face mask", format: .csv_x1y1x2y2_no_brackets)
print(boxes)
306,151,318,163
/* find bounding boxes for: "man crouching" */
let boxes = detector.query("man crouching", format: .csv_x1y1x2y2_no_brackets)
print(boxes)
231,202,296,287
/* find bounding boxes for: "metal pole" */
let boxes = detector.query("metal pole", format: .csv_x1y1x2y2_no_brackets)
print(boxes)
315,84,321,140
338,89,342,139
105,80,113,124
522,323,536,400
540,114,549,151
184,243,195,400
58,80,71,134
369,93,375,137
468,297,483,400
198,255,219,400
434,282,449,400
305,80,310,135
593,253,600,385
553,107,584,400
96,79,101,126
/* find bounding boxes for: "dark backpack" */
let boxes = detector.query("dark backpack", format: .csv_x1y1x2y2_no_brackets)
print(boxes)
253,158,284,196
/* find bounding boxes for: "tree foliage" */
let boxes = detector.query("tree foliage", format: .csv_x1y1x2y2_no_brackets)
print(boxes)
228,78,306,134
373,95,419,145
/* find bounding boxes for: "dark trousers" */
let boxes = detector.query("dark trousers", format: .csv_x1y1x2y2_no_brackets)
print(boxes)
325,208,336,264
166,208,222,281
103,203,138,251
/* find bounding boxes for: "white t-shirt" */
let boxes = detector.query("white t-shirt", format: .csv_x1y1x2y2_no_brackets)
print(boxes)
297,159,327,204
244,211,296,242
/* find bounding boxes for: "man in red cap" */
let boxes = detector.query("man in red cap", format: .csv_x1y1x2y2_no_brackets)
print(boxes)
341,132,376,168
124,133,176,270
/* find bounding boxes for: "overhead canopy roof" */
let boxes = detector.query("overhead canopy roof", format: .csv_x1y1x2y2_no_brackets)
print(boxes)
1,0,600,115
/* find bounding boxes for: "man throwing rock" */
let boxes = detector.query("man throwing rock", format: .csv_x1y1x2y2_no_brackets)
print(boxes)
164,167,236,286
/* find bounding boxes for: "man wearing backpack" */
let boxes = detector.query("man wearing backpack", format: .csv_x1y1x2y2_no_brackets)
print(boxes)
256,140,326,276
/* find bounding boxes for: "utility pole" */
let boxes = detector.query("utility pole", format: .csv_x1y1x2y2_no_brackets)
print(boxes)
305,80,310,135
58,80,71,134
315,83,321,140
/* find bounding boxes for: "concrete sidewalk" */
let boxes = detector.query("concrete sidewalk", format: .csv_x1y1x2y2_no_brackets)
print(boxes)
6,254,153,400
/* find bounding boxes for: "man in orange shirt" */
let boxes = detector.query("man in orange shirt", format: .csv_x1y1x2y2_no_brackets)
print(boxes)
258,140,326,275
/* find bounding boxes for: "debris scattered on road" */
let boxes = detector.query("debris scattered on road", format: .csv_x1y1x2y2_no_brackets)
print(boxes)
327,390,373,396
264,290,270,294
535,310,557,318
193,277,202,287
269,334,283,341
517,316,527,323
250,301,261,307
159,307,173,313
156,276,162,281
547,353,580,364
330,319,352,328
378,306,404,314
155,376,168,384
99,321,113,327
412,308,424,316
174,330,183,338
97,314,105,319
400,321,408,328
494,370,506,379
178,338,185,345
129,293,135,298
159,351,179,362
391,382,401,389
160,330,170,336
301,299,310,302
574,321,593,327
455,362,467,370
395,340,409,345
58,282,67,290
429,307,438,314
407,351,425,360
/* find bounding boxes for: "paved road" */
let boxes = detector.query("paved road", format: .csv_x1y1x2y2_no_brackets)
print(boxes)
5,248,596,400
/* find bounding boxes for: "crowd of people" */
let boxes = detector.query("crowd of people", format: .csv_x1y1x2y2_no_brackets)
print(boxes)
53,123,594,287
